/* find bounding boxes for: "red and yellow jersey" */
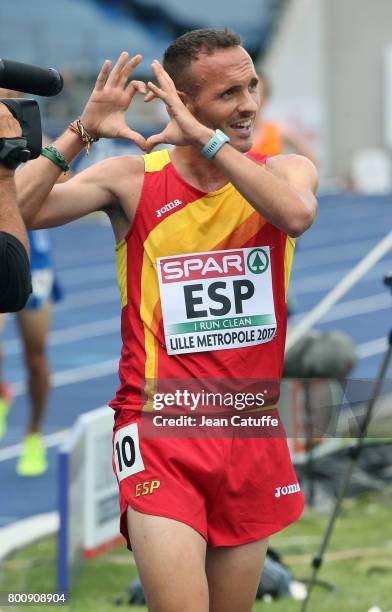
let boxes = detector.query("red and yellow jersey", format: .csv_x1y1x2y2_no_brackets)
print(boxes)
109,149,295,413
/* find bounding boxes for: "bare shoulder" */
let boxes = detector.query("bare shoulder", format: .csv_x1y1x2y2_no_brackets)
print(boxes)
86,154,145,183
107,154,146,204
266,154,318,193
110,154,145,175
75,153,145,207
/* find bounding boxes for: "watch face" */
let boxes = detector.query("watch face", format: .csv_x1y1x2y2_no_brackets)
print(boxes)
216,129,229,143
201,130,229,159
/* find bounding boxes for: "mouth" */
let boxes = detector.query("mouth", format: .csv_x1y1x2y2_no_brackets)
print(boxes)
228,119,253,138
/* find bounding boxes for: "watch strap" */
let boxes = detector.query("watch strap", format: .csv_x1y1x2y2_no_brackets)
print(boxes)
201,129,230,160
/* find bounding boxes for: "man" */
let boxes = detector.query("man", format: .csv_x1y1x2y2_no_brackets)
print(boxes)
13,29,317,612
0,226,62,472
0,88,64,474
0,104,31,312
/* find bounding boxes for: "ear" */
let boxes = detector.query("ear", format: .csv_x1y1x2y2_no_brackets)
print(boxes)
177,90,194,110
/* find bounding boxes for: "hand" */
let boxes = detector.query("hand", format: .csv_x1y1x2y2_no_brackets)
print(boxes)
143,60,212,152
0,103,22,138
80,53,147,150
0,104,23,178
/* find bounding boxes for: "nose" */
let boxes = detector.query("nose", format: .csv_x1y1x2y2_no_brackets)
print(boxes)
237,89,259,115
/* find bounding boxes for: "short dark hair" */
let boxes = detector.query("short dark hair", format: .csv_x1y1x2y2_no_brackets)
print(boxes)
163,28,241,95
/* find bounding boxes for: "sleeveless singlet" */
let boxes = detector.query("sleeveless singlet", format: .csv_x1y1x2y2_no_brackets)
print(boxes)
109,149,295,412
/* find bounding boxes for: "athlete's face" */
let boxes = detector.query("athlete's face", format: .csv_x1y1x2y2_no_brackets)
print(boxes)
186,47,261,153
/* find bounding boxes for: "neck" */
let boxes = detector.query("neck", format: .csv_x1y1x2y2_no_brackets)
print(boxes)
170,145,229,192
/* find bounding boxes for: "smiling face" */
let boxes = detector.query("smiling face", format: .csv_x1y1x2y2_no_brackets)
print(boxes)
185,46,261,152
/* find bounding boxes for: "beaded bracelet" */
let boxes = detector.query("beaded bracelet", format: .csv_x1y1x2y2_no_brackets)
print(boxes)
40,145,70,173
69,119,99,156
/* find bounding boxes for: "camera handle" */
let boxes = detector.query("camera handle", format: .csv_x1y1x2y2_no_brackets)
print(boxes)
0,99,42,163
0,137,30,169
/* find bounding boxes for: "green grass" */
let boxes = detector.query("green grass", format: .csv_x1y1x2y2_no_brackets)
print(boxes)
1,489,392,611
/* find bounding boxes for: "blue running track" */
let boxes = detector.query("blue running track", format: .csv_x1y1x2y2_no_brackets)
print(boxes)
0,194,391,527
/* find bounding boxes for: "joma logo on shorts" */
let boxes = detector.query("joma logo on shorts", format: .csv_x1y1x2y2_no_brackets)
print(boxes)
156,199,182,218
275,483,301,498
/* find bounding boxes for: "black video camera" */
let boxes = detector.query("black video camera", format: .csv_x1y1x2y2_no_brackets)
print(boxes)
0,59,63,169
0,99,42,169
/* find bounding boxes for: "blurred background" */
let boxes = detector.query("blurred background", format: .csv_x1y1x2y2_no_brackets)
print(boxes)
2,0,392,187
0,1,392,610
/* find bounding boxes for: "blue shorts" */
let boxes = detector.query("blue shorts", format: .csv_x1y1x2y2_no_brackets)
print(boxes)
25,268,63,310
25,230,63,310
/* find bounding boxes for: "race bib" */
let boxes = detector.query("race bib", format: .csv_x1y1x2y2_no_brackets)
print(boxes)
157,247,277,355
113,423,144,482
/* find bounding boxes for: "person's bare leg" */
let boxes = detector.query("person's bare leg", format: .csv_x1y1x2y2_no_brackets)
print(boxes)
127,507,209,612
206,537,269,612
16,304,51,433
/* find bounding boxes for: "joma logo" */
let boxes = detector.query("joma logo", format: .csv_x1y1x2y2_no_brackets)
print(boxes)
156,199,182,218
275,483,301,498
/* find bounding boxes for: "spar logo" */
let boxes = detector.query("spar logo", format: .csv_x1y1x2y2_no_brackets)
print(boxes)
160,250,245,284
247,248,269,274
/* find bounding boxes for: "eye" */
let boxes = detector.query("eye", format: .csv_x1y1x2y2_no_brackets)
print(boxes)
221,87,237,98
249,80,259,92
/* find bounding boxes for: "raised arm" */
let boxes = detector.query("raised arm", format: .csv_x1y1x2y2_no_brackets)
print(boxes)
14,53,147,228
20,157,125,229
209,149,318,238
144,60,317,238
